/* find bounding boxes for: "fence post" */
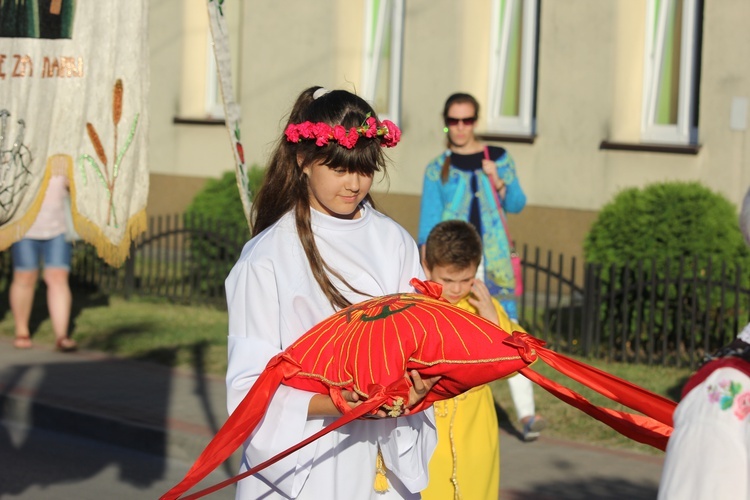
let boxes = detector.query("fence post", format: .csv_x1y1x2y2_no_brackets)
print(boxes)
124,241,136,299
581,262,596,356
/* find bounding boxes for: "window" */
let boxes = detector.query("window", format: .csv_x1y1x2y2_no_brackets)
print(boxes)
487,0,539,136
361,0,404,123
641,0,701,144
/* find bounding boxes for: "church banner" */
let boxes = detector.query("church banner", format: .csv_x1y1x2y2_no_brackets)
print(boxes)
206,0,251,229
0,0,149,267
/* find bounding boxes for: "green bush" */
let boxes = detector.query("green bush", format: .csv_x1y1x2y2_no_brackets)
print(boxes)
185,167,265,296
584,181,750,363
186,168,265,234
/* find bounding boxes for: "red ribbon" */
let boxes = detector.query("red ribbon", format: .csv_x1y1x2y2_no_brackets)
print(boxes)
410,277,449,302
502,331,544,364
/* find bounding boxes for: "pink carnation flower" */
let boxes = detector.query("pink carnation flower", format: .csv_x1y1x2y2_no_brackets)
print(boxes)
297,121,315,139
284,124,300,143
312,122,333,146
381,120,401,147
340,127,359,149
363,117,378,138
332,125,347,143
734,391,750,421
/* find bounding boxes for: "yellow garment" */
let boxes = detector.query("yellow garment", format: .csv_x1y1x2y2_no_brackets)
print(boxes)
422,385,499,500
422,296,518,500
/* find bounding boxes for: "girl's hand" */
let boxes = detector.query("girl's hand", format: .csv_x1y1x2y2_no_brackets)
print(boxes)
405,370,441,412
367,372,441,418
309,391,388,418
311,373,441,418
467,279,500,324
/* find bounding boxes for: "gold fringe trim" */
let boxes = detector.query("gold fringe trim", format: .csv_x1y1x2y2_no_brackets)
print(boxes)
373,446,389,493
0,157,54,251
0,154,147,268
448,398,461,500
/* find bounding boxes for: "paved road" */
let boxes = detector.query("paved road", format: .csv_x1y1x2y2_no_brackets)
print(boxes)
499,431,662,499
0,338,664,499
0,420,234,500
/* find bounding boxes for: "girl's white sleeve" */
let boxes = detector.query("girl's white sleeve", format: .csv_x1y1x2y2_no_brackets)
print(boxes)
225,259,323,497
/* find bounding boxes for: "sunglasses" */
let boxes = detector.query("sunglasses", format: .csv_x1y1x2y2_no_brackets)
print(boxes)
445,116,478,126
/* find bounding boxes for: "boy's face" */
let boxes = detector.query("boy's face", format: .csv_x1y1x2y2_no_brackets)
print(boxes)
425,263,477,304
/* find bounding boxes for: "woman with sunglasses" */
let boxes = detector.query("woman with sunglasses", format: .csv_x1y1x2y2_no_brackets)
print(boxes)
418,92,544,497
418,93,526,317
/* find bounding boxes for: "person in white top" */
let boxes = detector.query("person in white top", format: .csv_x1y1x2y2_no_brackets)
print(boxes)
657,187,750,500
225,87,439,499
10,173,77,351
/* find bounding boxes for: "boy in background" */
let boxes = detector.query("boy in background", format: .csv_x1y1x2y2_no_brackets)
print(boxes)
421,220,539,500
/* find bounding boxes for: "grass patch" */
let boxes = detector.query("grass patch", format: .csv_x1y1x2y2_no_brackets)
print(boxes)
490,358,691,455
0,287,230,376
0,286,691,455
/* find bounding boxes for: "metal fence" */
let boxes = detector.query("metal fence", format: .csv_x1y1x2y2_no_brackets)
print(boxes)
2,215,749,369
515,244,750,369
0,213,248,306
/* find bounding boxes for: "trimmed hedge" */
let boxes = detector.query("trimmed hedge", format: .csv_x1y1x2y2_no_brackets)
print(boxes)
584,181,750,360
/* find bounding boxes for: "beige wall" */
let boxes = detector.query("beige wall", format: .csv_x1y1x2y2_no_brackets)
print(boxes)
147,174,208,217
372,191,597,267
146,0,750,263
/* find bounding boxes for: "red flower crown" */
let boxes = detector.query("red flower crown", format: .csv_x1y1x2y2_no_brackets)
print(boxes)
284,115,401,149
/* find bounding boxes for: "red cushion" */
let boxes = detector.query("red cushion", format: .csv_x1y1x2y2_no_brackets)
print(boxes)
284,278,531,415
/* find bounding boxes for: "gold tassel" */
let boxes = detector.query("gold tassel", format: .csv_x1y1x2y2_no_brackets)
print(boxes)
373,447,389,493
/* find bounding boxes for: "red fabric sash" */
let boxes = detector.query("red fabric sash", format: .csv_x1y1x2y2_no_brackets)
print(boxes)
160,353,301,500
506,332,674,450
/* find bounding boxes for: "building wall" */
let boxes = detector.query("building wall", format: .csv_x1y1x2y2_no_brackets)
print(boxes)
146,0,750,263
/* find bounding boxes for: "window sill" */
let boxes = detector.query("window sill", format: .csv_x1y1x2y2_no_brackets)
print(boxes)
173,116,226,126
476,132,536,144
599,140,701,155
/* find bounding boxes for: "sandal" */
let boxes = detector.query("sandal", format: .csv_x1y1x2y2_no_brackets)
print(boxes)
13,335,32,349
55,337,78,352
521,415,547,442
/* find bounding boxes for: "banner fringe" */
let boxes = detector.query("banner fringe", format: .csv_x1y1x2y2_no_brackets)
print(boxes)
0,154,147,268
0,158,54,251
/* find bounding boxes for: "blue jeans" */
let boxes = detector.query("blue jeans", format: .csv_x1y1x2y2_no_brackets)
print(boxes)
11,234,72,271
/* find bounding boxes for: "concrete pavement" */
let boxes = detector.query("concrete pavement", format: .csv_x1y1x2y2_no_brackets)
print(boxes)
0,337,663,499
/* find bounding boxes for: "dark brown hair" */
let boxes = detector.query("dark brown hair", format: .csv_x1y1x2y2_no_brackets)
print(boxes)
423,220,483,272
251,86,387,310
441,93,480,183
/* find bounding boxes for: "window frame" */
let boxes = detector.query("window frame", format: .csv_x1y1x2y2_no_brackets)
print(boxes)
361,0,405,123
486,0,539,136
640,0,701,145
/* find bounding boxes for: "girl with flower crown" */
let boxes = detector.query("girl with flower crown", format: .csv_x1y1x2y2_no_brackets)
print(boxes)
224,86,438,499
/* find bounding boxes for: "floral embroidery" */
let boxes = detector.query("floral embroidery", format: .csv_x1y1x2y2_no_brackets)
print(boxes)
79,79,140,228
707,379,750,420
734,392,750,421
